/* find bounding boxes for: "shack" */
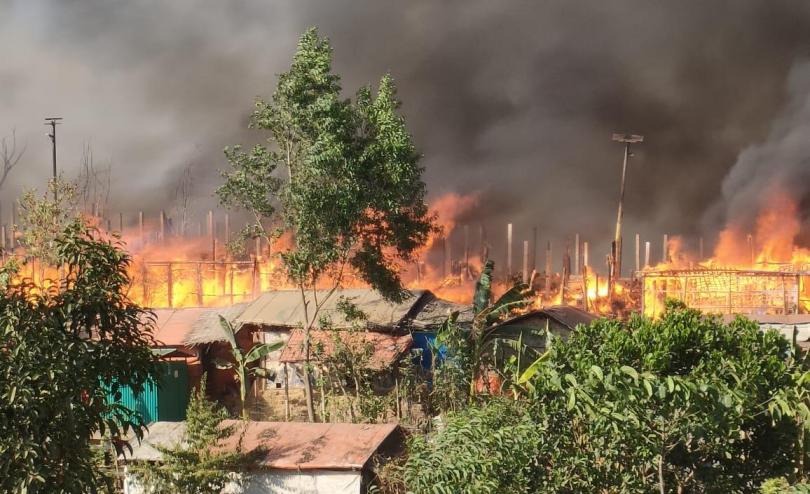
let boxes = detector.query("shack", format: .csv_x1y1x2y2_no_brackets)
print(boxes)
122,420,404,494
492,305,598,351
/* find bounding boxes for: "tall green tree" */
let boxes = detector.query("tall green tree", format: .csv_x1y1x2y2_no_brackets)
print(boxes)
0,222,158,493
131,377,244,494
219,27,435,420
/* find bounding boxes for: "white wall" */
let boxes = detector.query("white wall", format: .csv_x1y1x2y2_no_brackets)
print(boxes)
124,468,362,494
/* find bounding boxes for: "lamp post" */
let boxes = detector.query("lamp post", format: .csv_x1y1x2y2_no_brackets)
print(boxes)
611,133,643,282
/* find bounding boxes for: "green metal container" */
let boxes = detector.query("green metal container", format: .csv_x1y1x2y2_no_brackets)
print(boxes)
107,361,189,423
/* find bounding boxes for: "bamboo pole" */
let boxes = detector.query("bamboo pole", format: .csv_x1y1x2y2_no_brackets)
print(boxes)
532,227,538,272
166,263,173,308
522,240,529,284
139,211,144,246
699,237,704,261
160,210,166,243
208,211,215,260
506,223,513,276
574,233,580,275
635,233,640,275
463,225,470,282
583,241,589,268
645,241,651,268
544,241,552,300
196,263,204,306
663,234,669,263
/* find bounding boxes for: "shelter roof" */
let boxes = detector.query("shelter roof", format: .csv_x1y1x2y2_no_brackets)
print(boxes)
235,289,429,330
124,421,400,471
279,329,413,370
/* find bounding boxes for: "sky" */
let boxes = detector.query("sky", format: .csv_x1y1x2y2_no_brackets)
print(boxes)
2,0,810,268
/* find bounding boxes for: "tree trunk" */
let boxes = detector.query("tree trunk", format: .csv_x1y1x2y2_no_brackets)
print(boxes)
302,327,316,422
658,452,666,494
239,367,248,420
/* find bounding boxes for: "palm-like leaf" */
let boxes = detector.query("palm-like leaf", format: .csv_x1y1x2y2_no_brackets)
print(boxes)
218,315,241,355
244,341,284,364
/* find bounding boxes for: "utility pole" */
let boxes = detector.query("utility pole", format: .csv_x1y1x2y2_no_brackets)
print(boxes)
610,133,643,283
45,117,63,201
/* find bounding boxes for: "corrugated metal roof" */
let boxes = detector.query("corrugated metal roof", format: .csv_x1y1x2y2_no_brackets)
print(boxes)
125,420,399,470
721,313,810,346
182,303,250,345
235,289,428,330
497,306,598,331
408,293,474,330
279,330,413,370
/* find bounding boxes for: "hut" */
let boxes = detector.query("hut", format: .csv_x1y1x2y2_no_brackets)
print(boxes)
122,420,404,494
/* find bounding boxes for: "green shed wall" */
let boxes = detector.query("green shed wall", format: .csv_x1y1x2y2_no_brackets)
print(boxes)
106,361,189,424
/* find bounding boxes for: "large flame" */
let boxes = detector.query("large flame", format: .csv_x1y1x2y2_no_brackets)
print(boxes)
642,187,810,317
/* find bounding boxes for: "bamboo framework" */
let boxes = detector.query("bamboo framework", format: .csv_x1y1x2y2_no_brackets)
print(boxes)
641,268,809,317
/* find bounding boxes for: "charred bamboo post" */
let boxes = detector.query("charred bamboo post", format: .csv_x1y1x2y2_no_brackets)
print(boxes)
463,225,470,281
479,223,486,263
747,233,754,265
106,218,111,233
141,264,149,306
532,227,538,272
166,263,174,308
10,203,16,251
139,211,144,246
522,240,529,284
635,233,640,275
699,237,704,261
644,241,651,268
229,263,235,304
196,262,204,306
574,233,580,275
583,241,589,268
544,241,552,300
159,211,166,243
663,234,669,263
1,225,6,253
507,223,513,276
118,212,123,233
207,211,215,260
582,265,589,311
252,258,259,297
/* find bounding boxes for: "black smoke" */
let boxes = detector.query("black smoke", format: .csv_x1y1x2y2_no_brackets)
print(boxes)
2,0,810,269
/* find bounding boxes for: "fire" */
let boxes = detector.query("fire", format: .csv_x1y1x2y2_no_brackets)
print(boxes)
642,188,810,317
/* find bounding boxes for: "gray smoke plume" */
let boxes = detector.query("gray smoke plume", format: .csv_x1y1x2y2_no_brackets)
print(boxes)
2,0,810,267
703,61,810,246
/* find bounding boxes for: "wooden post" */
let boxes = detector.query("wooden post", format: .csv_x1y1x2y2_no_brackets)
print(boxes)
118,212,123,233
582,265,589,311
479,224,486,263
583,241,589,268
10,203,16,250
196,263,204,306
635,233,640,275
574,233,580,275
139,211,144,246
252,258,259,297
1,225,5,252
208,211,215,260
522,240,529,284
699,237,704,261
544,241,552,300
166,263,173,308
283,363,291,421
747,233,754,265
141,264,149,306
463,225,470,282
532,227,538,272
506,223,513,276
225,213,230,245
645,241,651,268
159,210,166,243
663,234,669,263
229,263,235,305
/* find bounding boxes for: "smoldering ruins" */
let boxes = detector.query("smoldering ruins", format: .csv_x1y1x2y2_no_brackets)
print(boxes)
2,1,810,318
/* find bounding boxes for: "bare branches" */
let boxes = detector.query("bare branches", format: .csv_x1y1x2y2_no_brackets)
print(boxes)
0,129,26,190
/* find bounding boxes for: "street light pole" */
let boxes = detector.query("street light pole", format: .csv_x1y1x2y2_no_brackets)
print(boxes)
45,117,63,201
611,133,643,282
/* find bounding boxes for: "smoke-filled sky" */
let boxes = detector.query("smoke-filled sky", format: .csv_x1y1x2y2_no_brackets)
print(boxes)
2,0,810,268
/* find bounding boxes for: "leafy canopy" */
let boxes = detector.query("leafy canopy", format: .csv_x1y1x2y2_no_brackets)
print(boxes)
218,27,435,301
0,222,158,493
407,302,800,493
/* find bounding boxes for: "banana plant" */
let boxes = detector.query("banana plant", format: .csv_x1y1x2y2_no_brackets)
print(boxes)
215,315,284,419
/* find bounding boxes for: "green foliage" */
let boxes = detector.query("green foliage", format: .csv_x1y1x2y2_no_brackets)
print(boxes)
0,223,158,493
408,302,800,493
405,399,545,494
16,177,81,264
218,27,435,301
131,378,244,494
215,316,282,419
